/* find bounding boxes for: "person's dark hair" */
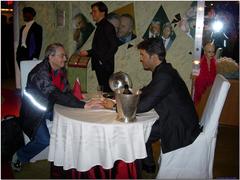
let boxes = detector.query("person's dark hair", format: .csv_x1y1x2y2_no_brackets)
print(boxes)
45,43,64,59
137,38,166,62
22,7,36,17
91,1,108,16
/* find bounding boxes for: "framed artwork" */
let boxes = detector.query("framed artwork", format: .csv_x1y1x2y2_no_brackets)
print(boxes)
107,3,137,47
143,5,176,51
72,12,94,51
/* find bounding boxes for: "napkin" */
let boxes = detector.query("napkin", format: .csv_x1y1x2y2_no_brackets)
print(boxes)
72,78,84,100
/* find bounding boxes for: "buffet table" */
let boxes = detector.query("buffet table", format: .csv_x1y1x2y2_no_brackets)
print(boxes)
48,104,158,178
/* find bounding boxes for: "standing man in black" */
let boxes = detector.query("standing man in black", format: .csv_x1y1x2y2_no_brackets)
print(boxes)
16,7,42,69
80,2,118,92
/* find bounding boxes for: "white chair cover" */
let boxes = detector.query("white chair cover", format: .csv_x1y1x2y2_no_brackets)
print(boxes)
20,60,53,162
20,60,42,96
156,74,230,179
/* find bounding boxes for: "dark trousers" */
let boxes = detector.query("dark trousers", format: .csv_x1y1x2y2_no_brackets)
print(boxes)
17,119,50,163
16,46,28,69
143,120,161,167
95,66,113,92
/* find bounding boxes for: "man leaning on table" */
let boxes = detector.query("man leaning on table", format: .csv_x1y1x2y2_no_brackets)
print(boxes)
102,38,202,173
11,43,102,172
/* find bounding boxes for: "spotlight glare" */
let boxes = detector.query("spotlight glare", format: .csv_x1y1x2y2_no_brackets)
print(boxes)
212,20,223,33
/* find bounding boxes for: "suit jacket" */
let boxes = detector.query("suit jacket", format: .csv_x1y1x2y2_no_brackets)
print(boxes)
87,18,118,73
137,62,201,153
17,22,42,62
117,33,137,46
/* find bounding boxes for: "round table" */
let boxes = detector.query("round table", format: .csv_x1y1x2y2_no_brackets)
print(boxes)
48,104,158,178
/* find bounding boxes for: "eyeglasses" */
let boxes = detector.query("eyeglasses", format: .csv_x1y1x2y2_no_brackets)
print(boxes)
54,53,68,59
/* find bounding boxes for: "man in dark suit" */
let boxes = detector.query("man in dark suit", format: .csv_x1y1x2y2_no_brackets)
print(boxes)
80,2,118,92
136,38,202,173
16,7,42,69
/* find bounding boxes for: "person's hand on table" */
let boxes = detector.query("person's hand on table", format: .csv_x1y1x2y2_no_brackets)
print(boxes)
101,98,116,110
84,99,104,109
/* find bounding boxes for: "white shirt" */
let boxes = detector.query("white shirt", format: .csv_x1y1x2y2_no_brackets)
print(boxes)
21,20,34,48
162,36,171,49
149,31,160,38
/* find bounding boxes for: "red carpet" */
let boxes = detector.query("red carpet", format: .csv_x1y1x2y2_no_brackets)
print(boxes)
1,89,21,118
1,161,15,179
1,88,21,179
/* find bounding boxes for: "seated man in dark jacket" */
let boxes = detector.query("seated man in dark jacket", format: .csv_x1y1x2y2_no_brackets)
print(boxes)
12,43,102,172
136,38,201,173
102,38,201,173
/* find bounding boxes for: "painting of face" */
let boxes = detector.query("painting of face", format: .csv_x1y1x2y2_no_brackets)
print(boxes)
108,3,136,47
72,9,95,51
109,18,120,33
162,26,171,39
118,16,132,38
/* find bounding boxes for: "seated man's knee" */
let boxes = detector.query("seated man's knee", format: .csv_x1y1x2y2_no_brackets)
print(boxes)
39,139,49,149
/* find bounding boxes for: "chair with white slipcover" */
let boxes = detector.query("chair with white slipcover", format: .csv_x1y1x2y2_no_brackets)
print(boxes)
156,74,230,179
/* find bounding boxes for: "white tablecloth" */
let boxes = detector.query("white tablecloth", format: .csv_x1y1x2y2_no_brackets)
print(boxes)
48,104,158,171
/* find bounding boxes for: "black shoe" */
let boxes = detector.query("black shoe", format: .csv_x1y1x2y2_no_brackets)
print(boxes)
11,160,22,172
142,163,156,174
11,153,22,172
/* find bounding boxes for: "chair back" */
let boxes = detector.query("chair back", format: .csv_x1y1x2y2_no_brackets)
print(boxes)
156,74,230,179
199,74,230,138
20,60,42,96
